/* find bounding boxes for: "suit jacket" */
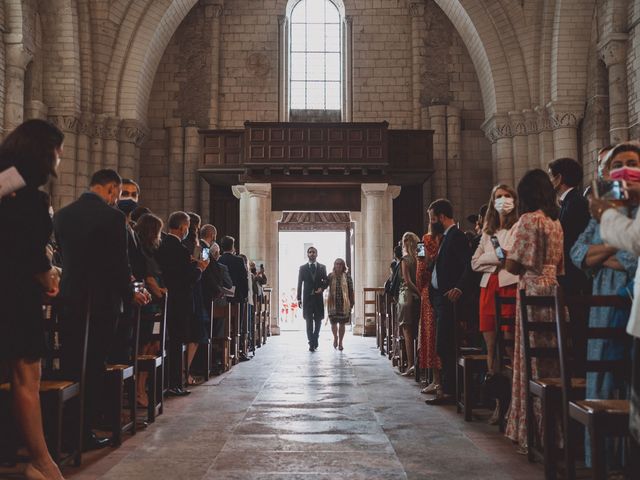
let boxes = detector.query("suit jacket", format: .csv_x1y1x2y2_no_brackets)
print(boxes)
127,224,147,281
199,240,233,307
433,225,471,294
297,262,328,318
54,192,132,316
559,188,591,293
155,234,202,338
218,251,248,302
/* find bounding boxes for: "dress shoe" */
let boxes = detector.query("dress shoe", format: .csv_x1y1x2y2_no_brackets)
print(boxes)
238,354,251,362
420,382,440,394
401,366,415,377
83,432,110,451
424,394,454,406
309,346,315,352
167,387,191,397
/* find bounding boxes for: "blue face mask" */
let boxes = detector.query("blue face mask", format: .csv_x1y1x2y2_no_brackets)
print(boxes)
117,199,138,215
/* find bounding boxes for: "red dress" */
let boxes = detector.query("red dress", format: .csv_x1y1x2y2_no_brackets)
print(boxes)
479,273,516,332
416,233,441,370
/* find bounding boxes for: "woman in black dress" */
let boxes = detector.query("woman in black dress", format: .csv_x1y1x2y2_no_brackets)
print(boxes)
0,120,65,480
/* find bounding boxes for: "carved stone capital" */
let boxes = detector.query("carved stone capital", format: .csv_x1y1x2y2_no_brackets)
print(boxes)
278,15,287,27
534,106,553,132
4,43,33,69
481,114,512,143
231,185,248,199
104,117,121,140
344,15,353,27
48,114,79,134
409,1,425,17
78,113,94,137
522,109,539,135
361,183,390,197
546,102,584,130
244,183,271,198
598,34,628,68
119,119,147,146
508,111,527,136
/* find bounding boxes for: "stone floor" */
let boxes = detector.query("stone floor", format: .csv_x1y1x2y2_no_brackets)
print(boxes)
51,330,540,479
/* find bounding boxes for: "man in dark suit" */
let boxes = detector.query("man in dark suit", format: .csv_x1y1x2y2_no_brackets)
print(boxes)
155,211,207,396
549,157,591,368
425,199,471,405
297,246,328,352
218,235,249,303
54,169,147,448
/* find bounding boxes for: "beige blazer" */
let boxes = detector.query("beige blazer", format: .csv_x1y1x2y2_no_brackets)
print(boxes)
600,208,640,338
471,229,519,289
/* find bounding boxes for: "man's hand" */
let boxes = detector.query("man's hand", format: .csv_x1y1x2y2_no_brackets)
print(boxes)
314,288,322,294
197,258,210,271
444,288,462,303
297,300,302,308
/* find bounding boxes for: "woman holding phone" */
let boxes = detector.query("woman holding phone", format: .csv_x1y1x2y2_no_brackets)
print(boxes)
471,184,519,423
571,143,639,468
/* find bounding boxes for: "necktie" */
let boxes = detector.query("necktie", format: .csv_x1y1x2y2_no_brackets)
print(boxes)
310,263,316,275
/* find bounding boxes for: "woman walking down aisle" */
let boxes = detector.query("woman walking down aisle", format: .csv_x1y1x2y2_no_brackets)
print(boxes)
504,170,564,454
327,258,354,351
471,184,519,422
398,232,421,377
416,223,444,394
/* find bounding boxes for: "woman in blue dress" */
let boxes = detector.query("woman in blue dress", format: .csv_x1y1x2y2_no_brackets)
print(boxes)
570,149,638,468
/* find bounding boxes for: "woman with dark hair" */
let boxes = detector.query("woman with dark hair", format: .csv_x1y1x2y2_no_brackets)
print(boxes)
0,120,65,479
471,184,519,422
327,258,354,350
504,169,564,454
134,213,166,407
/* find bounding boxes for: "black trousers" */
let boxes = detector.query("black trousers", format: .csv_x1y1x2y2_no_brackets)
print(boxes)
430,287,456,395
305,310,323,348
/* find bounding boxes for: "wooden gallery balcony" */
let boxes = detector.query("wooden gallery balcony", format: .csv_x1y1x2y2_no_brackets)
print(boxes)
198,122,434,187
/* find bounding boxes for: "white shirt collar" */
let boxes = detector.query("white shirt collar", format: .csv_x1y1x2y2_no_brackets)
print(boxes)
444,224,455,236
560,187,574,202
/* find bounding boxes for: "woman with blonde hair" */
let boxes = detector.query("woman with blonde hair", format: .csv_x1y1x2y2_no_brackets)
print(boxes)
327,258,354,350
398,231,421,376
471,184,519,423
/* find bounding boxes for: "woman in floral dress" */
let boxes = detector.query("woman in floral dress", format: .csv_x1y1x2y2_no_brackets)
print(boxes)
416,222,444,393
505,169,564,453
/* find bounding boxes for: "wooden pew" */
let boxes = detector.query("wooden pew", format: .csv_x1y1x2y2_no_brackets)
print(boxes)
211,302,231,373
263,287,272,341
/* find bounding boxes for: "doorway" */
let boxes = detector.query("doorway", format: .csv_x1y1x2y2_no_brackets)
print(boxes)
278,231,348,331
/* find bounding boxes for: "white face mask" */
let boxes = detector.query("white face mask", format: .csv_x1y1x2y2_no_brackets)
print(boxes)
55,155,61,169
494,197,514,215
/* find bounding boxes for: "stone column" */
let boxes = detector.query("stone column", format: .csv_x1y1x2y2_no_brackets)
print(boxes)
482,114,514,186
446,106,462,212
183,122,200,213
90,114,106,171
548,102,582,160
75,113,93,197
278,15,289,121
509,111,529,183
103,117,121,171
3,43,33,132
409,1,425,129
360,184,400,335
49,115,79,210
241,183,271,264
119,119,146,180
536,106,554,168
231,185,249,252
599,35,630,143
342,16,353,122
200,177,211,223
523,109,540,171
205,2,223,128
167,120,185,214
428,105,447,199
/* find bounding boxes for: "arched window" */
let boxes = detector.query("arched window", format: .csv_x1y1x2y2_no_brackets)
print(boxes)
288,0,342,112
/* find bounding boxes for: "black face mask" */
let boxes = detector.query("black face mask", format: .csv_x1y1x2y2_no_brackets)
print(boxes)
432,221,444,232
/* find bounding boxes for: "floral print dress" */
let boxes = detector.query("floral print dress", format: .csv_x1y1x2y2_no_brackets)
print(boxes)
505,211,564,448
416,233,441,370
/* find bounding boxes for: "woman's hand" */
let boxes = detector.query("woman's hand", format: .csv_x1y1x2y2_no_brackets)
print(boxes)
589,198,615,222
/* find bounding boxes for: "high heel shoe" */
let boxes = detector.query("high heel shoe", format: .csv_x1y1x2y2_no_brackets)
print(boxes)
25,462,65,480
338,345,343,351
401,366,415,377
333,338,338,349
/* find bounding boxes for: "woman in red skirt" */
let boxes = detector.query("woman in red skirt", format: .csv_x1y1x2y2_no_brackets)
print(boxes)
471,184,519,380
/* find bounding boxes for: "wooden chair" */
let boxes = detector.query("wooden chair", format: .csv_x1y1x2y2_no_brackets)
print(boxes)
255,295,263,349
104,305,141,446
519,289,586,480
386,293,396,361
136,294,168,423
363,288,382,337
376,291,387,356
454,301,486,421
0,296,90,466
263,287,272,341
229,303,241,365
495,294,516,432
211,303,231,373
555,293,631,480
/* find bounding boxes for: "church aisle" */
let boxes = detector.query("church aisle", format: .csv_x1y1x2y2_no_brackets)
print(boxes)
65,331,542,480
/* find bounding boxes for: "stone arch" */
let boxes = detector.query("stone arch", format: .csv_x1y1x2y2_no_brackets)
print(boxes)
551,0,596,107
106,0,199,121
